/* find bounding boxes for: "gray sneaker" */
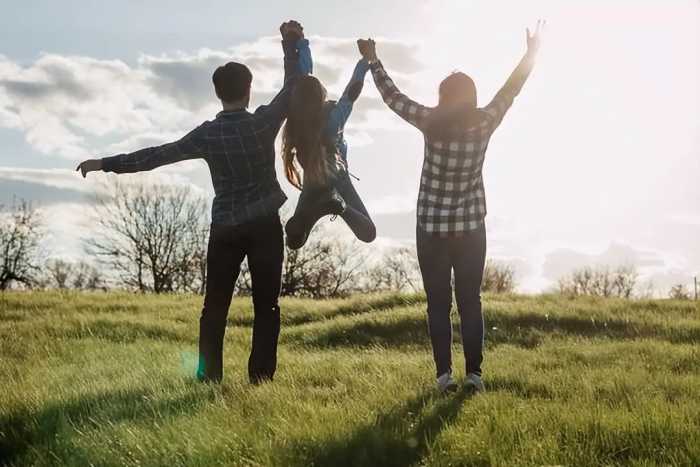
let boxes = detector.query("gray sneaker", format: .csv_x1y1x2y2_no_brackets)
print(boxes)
464,373,485,393
436,372,458,393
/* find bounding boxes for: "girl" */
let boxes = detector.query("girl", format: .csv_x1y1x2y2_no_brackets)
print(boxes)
360,22,544,393
282,39,376,249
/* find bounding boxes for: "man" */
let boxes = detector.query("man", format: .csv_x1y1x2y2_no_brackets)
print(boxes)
77,20,307,384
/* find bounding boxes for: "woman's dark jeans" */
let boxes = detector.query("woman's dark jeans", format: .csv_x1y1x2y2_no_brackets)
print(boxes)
416,224,486,378
289,172,376,244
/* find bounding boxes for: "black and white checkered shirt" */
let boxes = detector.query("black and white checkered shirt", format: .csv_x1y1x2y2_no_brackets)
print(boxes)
370,60,530,236
102,39,304,226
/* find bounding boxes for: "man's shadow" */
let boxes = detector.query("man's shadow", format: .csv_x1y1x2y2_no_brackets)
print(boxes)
0,381,215,466
300,388,474,467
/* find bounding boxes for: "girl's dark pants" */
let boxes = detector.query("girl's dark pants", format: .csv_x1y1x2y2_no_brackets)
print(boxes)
292,171,376,243
416,224,486,378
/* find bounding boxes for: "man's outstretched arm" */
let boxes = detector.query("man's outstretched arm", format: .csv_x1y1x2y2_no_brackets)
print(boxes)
76,125,206,177
484,20,545,132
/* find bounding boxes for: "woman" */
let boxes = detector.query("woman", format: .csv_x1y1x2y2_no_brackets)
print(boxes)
360,22,544,393
282,39,376,249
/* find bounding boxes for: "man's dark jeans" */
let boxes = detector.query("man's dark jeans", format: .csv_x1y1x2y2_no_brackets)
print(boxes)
416,224,486,378
197,215,284,384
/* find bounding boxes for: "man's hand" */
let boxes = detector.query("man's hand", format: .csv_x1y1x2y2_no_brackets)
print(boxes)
76,159,102,178
357,38,377,63
526,19,545,55
281,20,304,42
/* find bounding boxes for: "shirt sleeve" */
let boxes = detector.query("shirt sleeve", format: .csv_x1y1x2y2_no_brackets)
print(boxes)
482,52,535,132
296,37,312,75
101,125,206,174
254,38,304,134
327,58,370,134
370,60,431,131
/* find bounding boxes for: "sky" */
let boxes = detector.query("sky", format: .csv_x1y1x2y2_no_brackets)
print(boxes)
0,0,698,293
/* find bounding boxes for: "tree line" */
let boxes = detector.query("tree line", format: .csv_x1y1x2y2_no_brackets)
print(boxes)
0,182,694,299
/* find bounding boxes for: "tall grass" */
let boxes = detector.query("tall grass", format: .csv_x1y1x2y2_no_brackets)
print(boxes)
1,291,698,466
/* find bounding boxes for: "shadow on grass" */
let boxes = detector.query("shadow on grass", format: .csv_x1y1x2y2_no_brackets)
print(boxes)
227,293,426,328
486,375,555,399
292,388,472,467
288,309,700,350
288,315,429,349
0,382,213,465
45,319,193,344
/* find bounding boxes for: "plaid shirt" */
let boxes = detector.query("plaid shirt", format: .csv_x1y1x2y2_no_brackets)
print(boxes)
370,60,532,236
102,39,305,226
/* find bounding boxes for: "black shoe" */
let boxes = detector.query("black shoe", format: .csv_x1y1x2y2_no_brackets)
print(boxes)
285,214,308,250
285,190,346,249
324,189,346,216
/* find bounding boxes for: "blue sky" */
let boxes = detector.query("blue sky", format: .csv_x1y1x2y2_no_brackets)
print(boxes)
1,0,698,292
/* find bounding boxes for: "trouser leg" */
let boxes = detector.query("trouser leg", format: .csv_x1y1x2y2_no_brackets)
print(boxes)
285,186,329,249
451,225,487,376
336,174,376,243
416,226,454,378
246,216,284,383
197,225,245,382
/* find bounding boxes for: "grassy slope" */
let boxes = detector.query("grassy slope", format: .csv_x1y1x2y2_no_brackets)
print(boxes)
0,291,698,466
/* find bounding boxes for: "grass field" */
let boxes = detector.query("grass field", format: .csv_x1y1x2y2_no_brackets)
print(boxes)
1,291,699,466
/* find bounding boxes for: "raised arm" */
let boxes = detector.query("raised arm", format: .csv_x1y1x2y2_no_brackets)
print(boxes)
484,20,544,132
361,39,431,131
254,20,305,133
327,58,370,133
296,36,312,76
76,125,206,177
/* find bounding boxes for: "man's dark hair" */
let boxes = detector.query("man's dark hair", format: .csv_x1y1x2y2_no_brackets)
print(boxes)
212,62,252,102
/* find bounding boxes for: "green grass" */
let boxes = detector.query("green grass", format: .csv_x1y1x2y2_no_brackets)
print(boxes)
0,291,698,466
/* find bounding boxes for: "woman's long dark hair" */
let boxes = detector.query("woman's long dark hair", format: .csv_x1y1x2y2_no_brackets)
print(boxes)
282,75,328,189
425,72,481,141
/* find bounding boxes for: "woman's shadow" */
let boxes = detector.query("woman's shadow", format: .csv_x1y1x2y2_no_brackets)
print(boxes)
299,387,474,467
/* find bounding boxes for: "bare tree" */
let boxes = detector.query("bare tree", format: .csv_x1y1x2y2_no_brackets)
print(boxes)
0,200,43,290
45,259,72,289
481,260,517,293
39,259,104,290
86,180,209,293
236,224,369,298
611,265,638,298
367,246,421,293
558,265,638,298
668,284,691,300
72,261,104,290
281,226,369,298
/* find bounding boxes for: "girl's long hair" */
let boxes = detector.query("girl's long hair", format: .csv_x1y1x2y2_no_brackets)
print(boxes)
425,72,482,141
282,75,328,189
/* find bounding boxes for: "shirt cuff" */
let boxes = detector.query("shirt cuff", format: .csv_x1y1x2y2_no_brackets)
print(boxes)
369,60,383,72
101,155,123,173
281,38,298,55
356,58,371,74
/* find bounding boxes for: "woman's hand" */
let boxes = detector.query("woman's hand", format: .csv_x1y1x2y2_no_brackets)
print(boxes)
526,19,545,56
357,38,377,63
76,159,102,178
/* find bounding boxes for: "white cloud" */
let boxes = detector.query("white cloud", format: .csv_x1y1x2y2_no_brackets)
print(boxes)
0,36,425,162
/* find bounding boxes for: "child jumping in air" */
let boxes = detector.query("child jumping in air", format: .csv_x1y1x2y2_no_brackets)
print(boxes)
282,39,376,249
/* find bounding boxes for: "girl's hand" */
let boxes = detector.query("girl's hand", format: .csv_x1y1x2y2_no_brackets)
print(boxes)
357,38,377,63
76,159,102,178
